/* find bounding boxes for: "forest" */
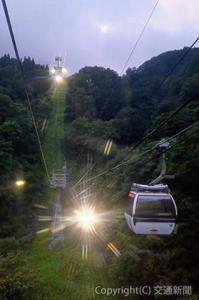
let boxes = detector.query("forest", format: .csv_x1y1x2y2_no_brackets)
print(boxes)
0,55,52,299
0,47,199,299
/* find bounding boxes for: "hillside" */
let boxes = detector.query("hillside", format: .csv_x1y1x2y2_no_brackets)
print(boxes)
64,47,199,297
0,55,52,298
0,47,199,299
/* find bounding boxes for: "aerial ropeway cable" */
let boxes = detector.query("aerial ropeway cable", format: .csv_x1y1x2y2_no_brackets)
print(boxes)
120,0,159,75
72,27,199,189
78,118,199,186
1,0,50,181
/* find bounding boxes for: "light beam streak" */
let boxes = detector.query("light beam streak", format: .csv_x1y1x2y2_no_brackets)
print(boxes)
104,140,113,156
34,204,48,210
36,228,50,234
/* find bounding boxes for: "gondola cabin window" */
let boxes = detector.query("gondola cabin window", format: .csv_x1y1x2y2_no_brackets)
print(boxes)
135,194,176,218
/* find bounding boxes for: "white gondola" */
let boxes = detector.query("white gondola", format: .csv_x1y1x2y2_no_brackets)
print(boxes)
125,183,177,235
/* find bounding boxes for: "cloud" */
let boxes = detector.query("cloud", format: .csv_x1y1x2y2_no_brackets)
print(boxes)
150,0,199,32
1,0,198,73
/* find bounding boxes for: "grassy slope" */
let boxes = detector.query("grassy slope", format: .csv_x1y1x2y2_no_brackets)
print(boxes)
43,86,65,172
30,230,112,300
29,83,114,300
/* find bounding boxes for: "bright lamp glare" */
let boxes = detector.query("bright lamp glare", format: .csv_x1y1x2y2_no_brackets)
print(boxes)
55,75,63,83
15,180,26,187
75,207,99,232
51,68,56,74
62,68,68,74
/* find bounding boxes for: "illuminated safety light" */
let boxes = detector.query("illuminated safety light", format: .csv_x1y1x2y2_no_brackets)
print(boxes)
15,180,26,187
62,67,68,74
129,191,136,199
55,75,63,83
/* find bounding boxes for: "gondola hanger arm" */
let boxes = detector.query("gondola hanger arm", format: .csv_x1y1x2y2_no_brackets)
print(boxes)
149,140,175,186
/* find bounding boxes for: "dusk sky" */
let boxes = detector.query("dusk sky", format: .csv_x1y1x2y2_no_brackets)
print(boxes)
1,0,199,74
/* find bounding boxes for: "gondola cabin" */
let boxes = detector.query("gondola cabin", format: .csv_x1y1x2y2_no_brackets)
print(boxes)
125,183,177,235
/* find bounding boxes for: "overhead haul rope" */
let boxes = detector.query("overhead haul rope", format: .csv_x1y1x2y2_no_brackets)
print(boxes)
81,118,199,185
73,27,199,188
69,2,198,188
131,90,199,150
72,0,160,189
120,0,159,75
123,34,199,156
71,85,199,189
2,0,50,181
101,34,199,173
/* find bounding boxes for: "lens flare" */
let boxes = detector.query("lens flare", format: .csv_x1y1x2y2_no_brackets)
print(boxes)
74,206,99,232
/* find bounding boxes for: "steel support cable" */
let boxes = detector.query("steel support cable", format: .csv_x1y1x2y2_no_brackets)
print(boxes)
169,121,199,149
72,1,159,188
120,0,159,75
82,148,154,185
167,120,199,143
169,131,199,151
72,117,199,188
2,0,50,181
69,6,198,188
82,118,199,185
119,119,199,171
79,35,199,189
112,118,199,172
71,44,199,189
113,34,199,172
157,36,199,90
120,35,199,158
70,16,199,189
131,91,199,150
